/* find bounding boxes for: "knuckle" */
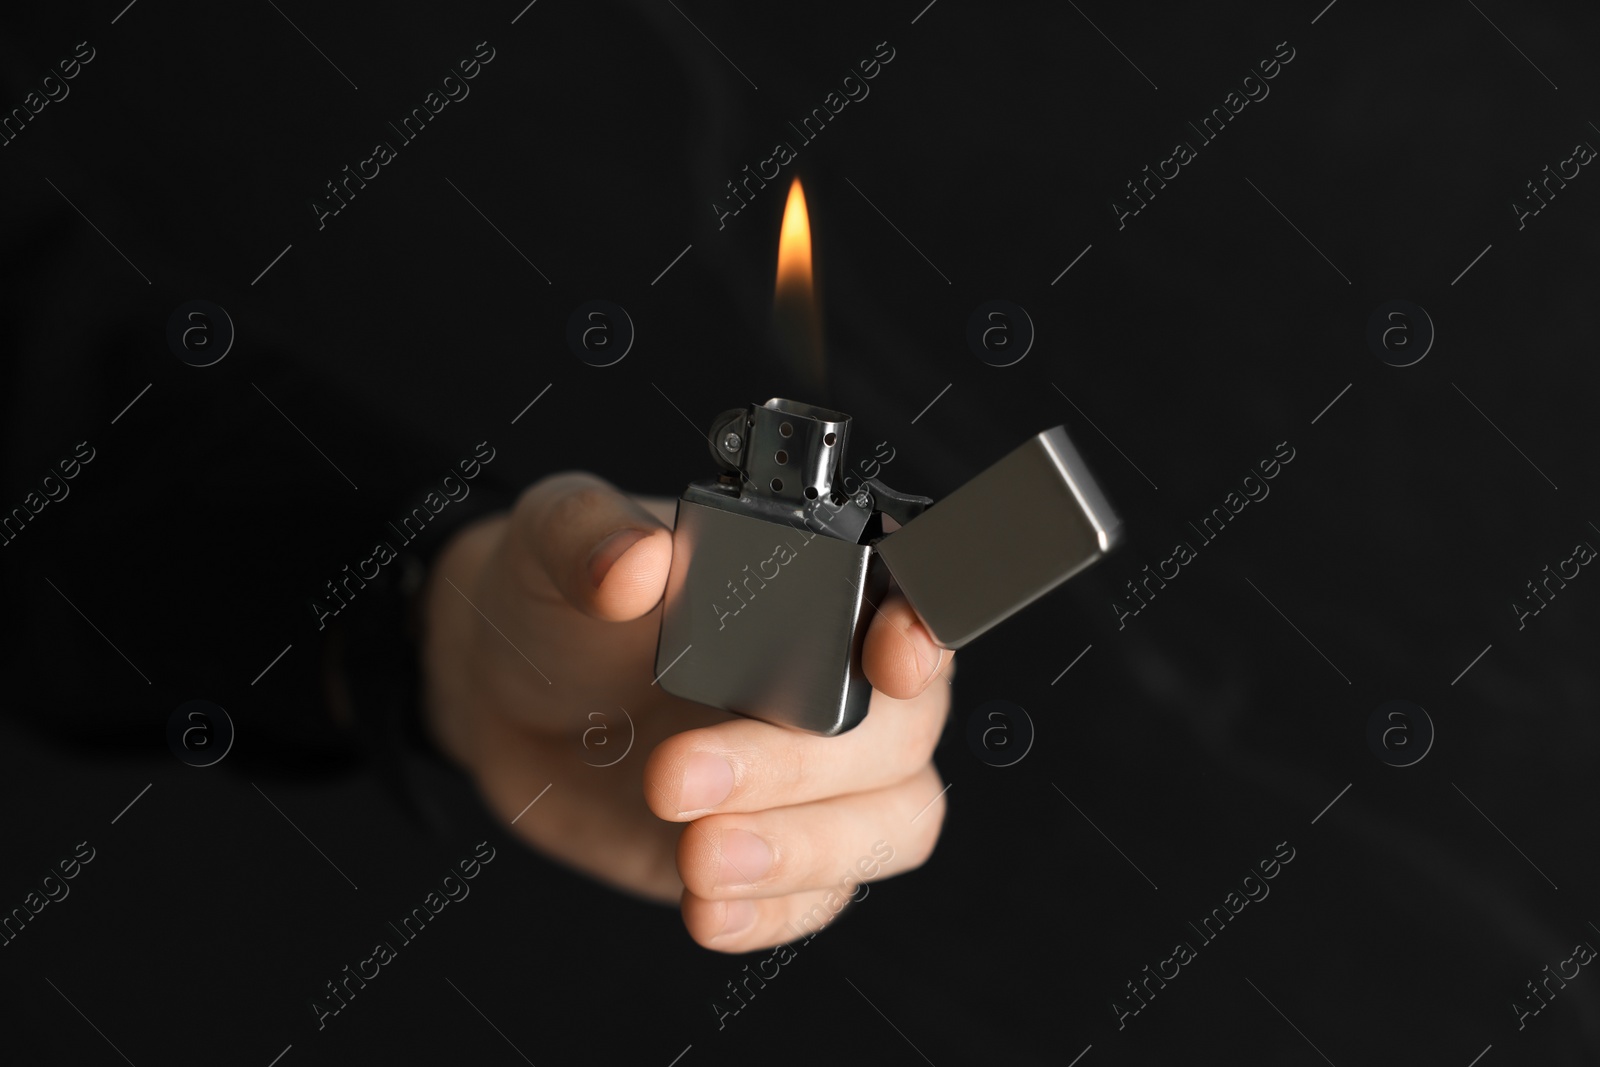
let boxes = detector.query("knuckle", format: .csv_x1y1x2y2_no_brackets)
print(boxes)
676,823,714,897
717,732,795,809
678,815,748,898
769,736,805,800
508,473,614,598
514,471,600,533
640,744,679,819
513,471,571,519
540,481,608,536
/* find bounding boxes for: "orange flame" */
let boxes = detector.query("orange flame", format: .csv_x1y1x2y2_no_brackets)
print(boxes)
775,177,814,301
773,177,823,390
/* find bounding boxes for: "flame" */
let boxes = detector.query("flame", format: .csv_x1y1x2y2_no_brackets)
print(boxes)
773,176,823,390
775,177,814,300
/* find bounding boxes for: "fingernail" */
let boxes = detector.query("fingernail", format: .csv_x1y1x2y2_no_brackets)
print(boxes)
719,899,757,938
677,751,734,814
716,829,773,887
911,622,942,683
588,529,648,587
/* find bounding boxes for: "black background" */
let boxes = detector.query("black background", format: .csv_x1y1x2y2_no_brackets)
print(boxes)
2,1,1598,1064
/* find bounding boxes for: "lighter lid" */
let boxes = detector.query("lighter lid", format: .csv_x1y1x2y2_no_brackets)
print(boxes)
874,426,1121,649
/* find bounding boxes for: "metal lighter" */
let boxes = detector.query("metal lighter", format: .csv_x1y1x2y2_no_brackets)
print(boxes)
653,398,1121,735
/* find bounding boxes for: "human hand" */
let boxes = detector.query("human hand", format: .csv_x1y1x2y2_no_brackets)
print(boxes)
419,471,953,951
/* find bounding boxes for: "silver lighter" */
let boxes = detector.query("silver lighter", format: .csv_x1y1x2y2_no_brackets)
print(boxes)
654,398,1121,735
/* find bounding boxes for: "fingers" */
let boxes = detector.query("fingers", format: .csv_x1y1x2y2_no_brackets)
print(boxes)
673,762,946,904
643,684,949,820
861,590,952,700
681,886,864,954
506,471,673,621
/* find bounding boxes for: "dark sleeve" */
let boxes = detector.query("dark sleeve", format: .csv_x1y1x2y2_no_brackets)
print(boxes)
0,186,518,795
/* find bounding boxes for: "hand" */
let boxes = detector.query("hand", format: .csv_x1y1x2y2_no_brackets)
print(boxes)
419,471,953,951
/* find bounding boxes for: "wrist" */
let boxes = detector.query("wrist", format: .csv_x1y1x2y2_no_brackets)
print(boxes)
419,512,508,771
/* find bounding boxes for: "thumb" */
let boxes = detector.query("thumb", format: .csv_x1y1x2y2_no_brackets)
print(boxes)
508,471,672,621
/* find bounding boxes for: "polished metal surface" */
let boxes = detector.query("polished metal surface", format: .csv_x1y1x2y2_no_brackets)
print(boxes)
660,401,1120,734
742,398,852,512
875,425,1122,649
655,497,885,735
700,398,874,541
